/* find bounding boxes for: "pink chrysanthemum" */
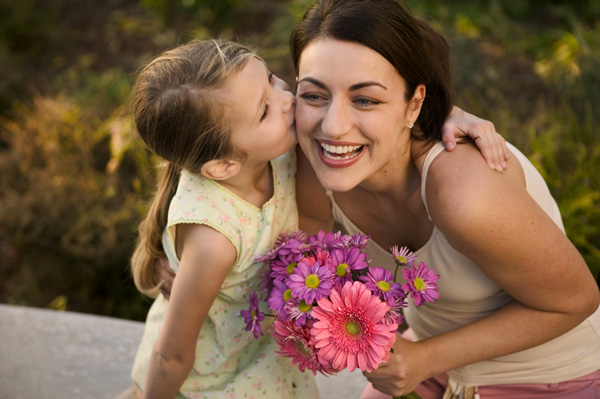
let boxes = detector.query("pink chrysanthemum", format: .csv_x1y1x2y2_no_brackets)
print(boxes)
271,319,334,375
384,295,407,326
402,261,440,306
311,281,397,372
391,245,417,267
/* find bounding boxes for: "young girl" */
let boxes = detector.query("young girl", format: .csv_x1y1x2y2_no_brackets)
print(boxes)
128,39,318,399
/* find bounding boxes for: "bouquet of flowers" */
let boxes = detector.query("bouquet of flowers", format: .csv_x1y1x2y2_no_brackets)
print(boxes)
241,230,439,399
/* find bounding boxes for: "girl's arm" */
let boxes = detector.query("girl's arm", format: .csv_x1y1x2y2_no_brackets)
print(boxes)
365,143,599,396
441,106,509,171
144,224,236,399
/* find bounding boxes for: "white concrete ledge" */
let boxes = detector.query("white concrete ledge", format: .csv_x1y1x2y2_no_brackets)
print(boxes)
0,304,368,399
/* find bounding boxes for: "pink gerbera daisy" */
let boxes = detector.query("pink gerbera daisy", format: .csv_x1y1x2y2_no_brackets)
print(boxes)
402,261,440,306
310,281,398,373
271,319,334,375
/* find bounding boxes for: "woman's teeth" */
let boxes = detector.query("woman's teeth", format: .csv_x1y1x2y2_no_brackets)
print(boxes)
320,143,362,159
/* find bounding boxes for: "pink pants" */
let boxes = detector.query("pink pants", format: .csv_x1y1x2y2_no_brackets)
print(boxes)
360,369,600,399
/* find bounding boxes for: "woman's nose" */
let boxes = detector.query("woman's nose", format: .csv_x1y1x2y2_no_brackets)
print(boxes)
321,100,352,138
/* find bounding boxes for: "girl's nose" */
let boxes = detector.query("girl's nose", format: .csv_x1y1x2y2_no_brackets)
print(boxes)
282,90,295,113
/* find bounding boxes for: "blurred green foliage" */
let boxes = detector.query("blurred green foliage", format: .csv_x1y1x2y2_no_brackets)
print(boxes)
0,0,598,321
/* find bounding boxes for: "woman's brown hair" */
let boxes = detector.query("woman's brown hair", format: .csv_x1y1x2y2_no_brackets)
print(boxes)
290,0,454,142
129,39,255,297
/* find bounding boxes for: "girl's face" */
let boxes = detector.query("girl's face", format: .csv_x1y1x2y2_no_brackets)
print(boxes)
222,57,296,164
295,39,420,192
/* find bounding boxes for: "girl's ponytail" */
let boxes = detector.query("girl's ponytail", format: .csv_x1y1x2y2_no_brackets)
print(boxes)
131,162,180,297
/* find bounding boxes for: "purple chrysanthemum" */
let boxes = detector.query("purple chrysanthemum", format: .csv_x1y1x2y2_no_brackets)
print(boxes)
289,261,333,304
359,267,403,302
391,245,417,267
330,247,368,286
268,278,292,318
240,293,265,339
402,262,440,306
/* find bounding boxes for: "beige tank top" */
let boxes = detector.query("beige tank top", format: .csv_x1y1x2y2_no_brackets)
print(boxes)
327,141,600,386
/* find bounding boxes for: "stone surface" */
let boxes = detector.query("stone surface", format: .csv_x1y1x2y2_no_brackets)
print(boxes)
0,304,368,399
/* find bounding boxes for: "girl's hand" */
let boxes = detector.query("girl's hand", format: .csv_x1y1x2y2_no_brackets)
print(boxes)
363,337,431,397
153,256,175,299
441,106,509,172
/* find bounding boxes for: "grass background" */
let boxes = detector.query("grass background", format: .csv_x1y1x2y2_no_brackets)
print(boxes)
0,0,598,321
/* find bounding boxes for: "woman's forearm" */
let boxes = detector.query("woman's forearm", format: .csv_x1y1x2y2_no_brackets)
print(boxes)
421,299,595,378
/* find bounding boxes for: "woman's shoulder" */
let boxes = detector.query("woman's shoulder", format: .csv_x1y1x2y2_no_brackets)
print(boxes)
424,141,525,224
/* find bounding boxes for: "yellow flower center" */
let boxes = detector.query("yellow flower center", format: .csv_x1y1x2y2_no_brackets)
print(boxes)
414,277,426,291
305,274,320,289
376,280,390,292
336,263,349,276
286,262,297,274
283,289,292,301
298,300,312,313
250,310,255,318
346,321,360,336
396,255,407,264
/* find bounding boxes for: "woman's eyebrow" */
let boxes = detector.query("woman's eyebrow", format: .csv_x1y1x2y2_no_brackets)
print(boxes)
297,77,387,91
349,81,388,91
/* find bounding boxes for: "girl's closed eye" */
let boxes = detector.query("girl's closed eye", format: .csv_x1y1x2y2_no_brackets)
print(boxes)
260,104,270,122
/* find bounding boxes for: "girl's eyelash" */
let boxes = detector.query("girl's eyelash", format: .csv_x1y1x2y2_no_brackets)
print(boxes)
268,71,274,82
260,104,269,122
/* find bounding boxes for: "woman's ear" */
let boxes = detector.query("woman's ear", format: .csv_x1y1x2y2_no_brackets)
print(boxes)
406,84,426,126
200,158,242,181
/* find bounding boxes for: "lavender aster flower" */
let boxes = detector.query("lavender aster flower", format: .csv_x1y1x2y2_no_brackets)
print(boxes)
268,278,293,318
359,267,403,302
307,230,343,251
402,262,440,306
240,293,265,339
288,261,333,304
284,298,315,326
342,233,371,250
391,245,417,267
384,294,407,326
330,247,368,286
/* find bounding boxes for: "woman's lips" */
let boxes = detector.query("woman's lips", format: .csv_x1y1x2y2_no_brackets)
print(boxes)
316,140,365,168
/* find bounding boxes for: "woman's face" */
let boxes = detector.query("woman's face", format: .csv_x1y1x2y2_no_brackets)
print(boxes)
295,39,420,192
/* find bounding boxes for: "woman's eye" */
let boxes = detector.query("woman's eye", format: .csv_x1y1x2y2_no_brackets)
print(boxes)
355,97,380,107
268,71,274,84
300,93,324,102
260,104,270,122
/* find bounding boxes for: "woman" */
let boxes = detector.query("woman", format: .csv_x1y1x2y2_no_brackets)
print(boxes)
290,0,600,398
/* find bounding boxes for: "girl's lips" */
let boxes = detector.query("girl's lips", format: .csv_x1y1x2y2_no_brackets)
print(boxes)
316,140,365,168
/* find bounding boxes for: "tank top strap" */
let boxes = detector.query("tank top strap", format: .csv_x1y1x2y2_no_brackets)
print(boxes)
420,142,446,221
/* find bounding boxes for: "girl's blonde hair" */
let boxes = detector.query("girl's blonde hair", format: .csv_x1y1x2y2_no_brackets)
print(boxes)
130,39,256,297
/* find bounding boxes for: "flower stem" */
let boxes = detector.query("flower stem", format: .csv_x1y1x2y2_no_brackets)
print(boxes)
394,391,422,399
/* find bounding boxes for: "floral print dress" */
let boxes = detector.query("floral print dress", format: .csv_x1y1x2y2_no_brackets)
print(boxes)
131,150,319,399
